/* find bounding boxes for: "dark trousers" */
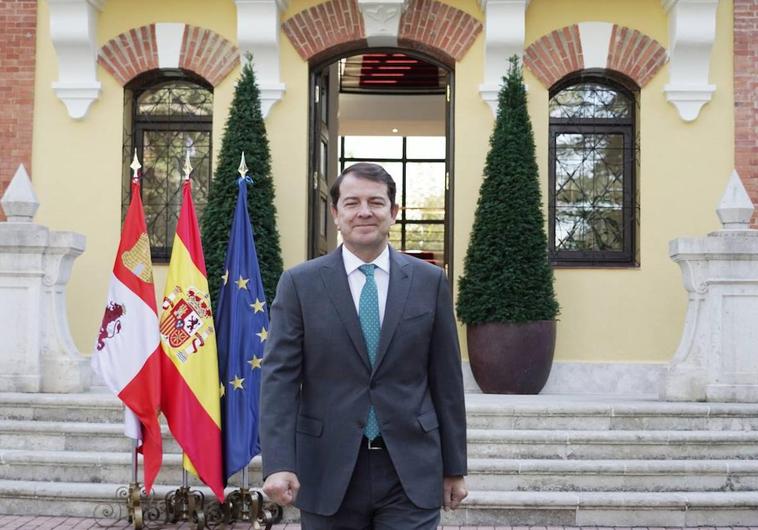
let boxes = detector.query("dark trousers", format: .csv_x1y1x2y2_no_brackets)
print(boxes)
300,438,441,530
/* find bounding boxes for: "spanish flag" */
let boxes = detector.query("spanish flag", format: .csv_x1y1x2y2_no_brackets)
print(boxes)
159,178,224,500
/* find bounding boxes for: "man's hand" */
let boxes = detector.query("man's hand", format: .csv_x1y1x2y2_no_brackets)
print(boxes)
262,471,300,506
442,475,468,511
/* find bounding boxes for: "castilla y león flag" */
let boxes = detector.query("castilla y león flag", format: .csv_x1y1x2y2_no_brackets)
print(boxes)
159,178,224,500
91,177,163,493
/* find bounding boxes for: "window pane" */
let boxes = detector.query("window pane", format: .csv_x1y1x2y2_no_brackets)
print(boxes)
554,132,625,252
403,222,445,253
405,162,445,221
141,129,212,252
137,81,213,117
389,223,402,248
406,136,445,159
549,83,631,119
555,207,623,251
342,136,402,159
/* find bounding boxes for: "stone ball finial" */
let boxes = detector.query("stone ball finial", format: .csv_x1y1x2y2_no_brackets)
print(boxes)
1,164,40,223
716,169,754,230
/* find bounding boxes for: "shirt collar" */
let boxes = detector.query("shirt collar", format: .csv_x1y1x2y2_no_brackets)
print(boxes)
342,244,390,275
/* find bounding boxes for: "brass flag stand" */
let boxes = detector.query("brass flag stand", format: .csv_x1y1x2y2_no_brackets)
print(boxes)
164,467,207,529
126,440,144,529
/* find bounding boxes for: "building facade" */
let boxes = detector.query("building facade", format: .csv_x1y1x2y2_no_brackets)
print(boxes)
1,0,755,394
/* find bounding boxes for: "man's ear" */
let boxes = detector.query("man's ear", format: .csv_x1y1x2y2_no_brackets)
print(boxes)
330,204,339,224
390,203,400,222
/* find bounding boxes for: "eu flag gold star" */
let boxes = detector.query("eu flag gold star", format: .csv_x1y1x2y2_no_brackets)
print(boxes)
236,276,249,290
248,356,262,370
222,270,229,285
256,327,268,342
219,383,225,397
230,375,245,390
250,298,266,313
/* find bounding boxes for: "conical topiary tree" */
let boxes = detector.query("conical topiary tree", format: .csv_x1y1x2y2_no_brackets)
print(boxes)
201,56,283,307
457,56,558,325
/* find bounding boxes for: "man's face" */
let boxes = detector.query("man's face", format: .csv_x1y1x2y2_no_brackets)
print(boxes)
331,173,399,258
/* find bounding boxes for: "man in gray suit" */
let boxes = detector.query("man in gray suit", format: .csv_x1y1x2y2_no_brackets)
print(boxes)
261,162,467,529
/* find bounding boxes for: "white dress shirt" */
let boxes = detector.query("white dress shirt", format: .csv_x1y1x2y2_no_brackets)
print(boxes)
342,245,390,326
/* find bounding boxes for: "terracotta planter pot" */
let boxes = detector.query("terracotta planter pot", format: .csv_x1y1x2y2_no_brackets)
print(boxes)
466,320,557,394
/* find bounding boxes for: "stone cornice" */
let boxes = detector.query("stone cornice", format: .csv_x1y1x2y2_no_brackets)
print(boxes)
235,0,286,118
479,0,530,115
357,0,407,47
662,0,719,122
48,0,104,120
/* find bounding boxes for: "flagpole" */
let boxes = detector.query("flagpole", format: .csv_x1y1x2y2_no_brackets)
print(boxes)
132,439,139,484
241,466,249,490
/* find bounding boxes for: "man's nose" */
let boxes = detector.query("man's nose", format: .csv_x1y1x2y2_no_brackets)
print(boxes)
357,202,372,216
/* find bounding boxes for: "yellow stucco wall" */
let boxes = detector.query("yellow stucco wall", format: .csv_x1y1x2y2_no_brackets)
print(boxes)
31,0,734,366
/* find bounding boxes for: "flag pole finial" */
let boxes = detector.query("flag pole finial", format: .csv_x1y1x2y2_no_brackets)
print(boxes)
238,152,248,179
130,150,142,183
183,151,193,181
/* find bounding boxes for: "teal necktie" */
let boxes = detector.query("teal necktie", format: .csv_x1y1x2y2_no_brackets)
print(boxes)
358,264,381,440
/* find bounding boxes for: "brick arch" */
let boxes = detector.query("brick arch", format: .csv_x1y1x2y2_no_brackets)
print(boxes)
524,24,667,89
282,0,481,66
98,24,239,87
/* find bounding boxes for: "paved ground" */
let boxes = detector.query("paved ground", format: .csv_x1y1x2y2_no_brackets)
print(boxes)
1,518,757,530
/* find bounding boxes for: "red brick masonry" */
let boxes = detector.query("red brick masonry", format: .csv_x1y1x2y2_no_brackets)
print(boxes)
524,24,666,89
282,0,481,66
98,25,239,87
0,0,36,213
733,0,758,224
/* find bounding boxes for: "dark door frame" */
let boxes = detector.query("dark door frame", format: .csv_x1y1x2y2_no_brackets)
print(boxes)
307,47,455,284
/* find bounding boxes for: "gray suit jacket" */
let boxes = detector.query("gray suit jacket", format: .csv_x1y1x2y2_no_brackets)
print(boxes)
260,246,467,516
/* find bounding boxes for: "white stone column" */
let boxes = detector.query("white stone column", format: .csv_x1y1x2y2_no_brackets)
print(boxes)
0,165,90,393
662,170,758,402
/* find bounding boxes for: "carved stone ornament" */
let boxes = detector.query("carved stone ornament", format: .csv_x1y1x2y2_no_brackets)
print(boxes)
662,0,719,122
235,0,287,118
48,0,105,120
662,170,758,402
479,0,530,115
358,0,407,47
0,165,89,393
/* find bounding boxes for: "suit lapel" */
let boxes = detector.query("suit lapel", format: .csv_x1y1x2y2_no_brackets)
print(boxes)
320,247,372,371
373,247,412,375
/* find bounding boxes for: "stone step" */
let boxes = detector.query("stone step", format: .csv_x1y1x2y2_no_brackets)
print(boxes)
4,392,758,431
466,458,758,491
446,490,758,526
0,420,182,453
4,448,758,494
0,393,124,423
0,449,262,485
465,394,758,431
5,419,758,460
0,480,756,526
467,428,758,459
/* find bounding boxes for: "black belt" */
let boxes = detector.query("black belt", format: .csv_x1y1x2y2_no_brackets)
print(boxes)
363,435,386,450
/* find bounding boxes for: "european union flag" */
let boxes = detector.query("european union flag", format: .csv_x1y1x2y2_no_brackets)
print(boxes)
216,175,269,484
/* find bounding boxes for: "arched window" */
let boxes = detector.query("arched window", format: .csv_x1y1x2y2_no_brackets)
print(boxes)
122,71,213,260
548,74,638,266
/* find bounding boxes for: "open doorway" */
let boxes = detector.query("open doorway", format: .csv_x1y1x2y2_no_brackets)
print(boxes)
308,50,453,275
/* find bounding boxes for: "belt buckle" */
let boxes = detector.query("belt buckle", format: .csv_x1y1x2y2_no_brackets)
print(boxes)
367,437,383,450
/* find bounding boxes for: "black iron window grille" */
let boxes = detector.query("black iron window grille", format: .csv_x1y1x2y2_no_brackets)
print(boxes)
548,73,640,266
122,71,213,261
339,136,447,266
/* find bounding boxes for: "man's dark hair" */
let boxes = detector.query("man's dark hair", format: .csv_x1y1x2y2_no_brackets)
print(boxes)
330,162,397,206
